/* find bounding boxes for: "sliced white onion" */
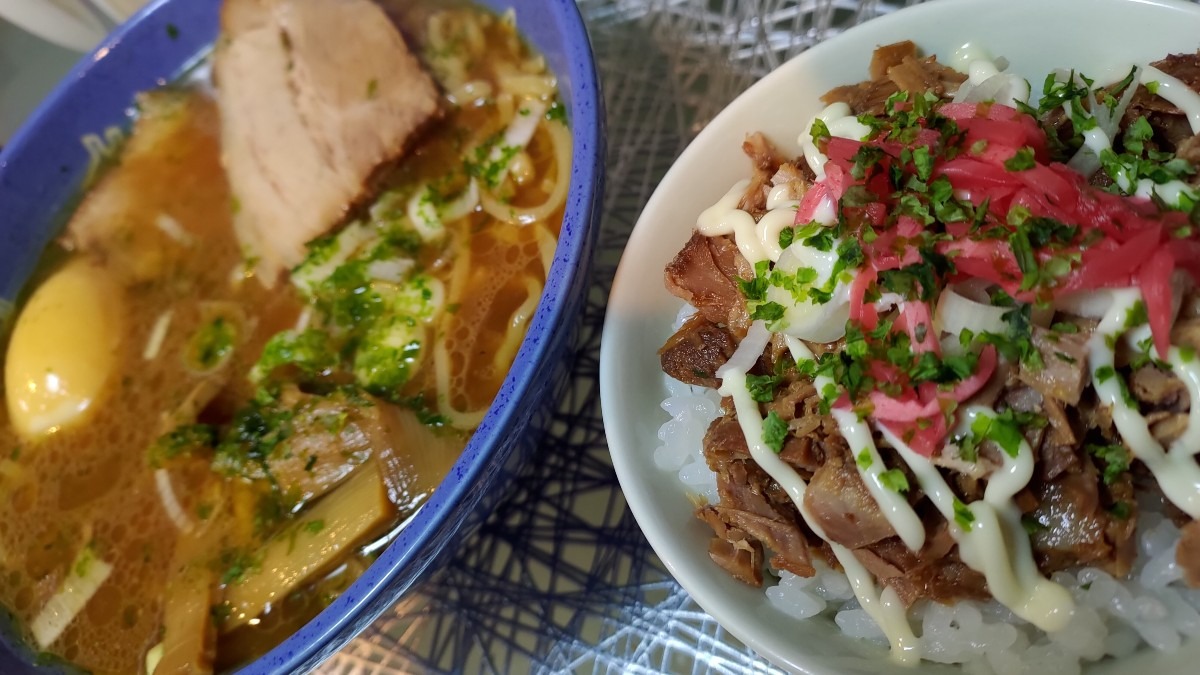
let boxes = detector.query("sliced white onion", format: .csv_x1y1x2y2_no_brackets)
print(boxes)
31,546,113,648
440,179,480,222
154,213,193,246
1066,66,1139,177
935,286,1009,336
407,188,443,241
407,179,482,242
142,310,174,361
154,469,193,533
717,321,772,378
145,643,164,675
501,100,548,157
291,221,377,295
365,259,414,284
1053,289,1117,319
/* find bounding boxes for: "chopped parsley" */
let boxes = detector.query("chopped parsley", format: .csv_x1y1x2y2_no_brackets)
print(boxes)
545,100,569,125
878,468,910,494
465,134,521,189
1004,147,1037,172
148,424,217,468
762,411,788,453
968,410,1045,458
856,448,874,470
1021,515,1048,535
253,329,339,383
953,498,975,531
809,118,831,147
189,316,237,371
749,301,786,323
1087,444,1131,485
218,548,261,585
746,373,782,403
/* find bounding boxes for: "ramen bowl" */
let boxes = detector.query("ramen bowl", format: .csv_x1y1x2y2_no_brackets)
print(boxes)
601,0,1200,673
0,0,602,671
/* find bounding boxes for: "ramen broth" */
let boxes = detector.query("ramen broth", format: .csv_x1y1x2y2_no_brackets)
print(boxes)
0,4,568,673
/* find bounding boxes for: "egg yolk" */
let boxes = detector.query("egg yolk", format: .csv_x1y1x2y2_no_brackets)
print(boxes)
4,257,125,441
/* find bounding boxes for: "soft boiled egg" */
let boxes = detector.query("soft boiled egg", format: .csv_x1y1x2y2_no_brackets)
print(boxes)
5,257,125,441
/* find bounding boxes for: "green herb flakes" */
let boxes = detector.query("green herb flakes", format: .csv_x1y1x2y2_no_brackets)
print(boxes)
953,498,975,531
878,468,910,494
762,411,788,453
856,448,874,470
1087,444,1131,485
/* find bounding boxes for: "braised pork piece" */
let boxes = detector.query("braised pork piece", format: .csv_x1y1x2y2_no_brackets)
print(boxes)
216,0,442,283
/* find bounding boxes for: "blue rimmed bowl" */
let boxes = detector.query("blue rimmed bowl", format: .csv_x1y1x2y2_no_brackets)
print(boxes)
0,0,604,671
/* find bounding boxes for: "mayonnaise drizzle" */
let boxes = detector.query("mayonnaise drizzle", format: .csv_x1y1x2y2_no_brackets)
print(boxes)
1142,65,1200,135
1089,290,1200,518
720,325,921,665
800,103,872,182
830,409,927,552
879,412,1074,632
696,179,806,265
779,337,1073,644
696,179,767,264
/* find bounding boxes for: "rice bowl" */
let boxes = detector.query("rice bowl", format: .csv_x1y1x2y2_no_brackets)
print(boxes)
0,0,603,671
601,0,1200,673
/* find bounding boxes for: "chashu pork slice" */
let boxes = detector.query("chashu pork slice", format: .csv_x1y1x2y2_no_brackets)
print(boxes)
215,0,441,284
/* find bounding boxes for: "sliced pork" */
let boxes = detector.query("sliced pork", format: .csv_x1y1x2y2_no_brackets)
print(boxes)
215,0,441,283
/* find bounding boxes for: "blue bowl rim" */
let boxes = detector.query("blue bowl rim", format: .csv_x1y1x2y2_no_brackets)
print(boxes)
0,0,605,671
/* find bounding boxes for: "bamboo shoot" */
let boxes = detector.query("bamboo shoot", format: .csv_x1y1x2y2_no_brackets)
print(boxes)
220,461,392,630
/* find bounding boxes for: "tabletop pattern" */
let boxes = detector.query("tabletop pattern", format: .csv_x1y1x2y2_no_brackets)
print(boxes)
324,1,914,672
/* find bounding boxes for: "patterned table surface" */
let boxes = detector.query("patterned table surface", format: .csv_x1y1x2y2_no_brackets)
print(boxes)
322,2,917,673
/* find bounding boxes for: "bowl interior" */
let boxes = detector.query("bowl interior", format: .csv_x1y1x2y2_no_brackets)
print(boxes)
600,0,1200,673
0,0,601,671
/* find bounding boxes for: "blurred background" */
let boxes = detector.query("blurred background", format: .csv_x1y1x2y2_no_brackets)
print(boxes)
0,1,917,672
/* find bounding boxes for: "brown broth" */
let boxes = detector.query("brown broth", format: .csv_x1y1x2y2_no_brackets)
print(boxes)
0,90,288,673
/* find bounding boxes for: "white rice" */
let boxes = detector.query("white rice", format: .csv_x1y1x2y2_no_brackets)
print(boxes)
655,373,1200,673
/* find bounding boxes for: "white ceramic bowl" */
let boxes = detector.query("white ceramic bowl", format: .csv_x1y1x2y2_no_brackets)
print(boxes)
600,0,1200,672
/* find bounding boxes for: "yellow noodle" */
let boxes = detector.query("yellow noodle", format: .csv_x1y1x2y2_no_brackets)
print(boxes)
497,73,558,99
446,80,494,107
434,338,488,430
509,151,535,186
445,233,472,305
480,122,572,226
534,223,558,275
492,276,543,372
81,126,125,187
520,55,547,75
